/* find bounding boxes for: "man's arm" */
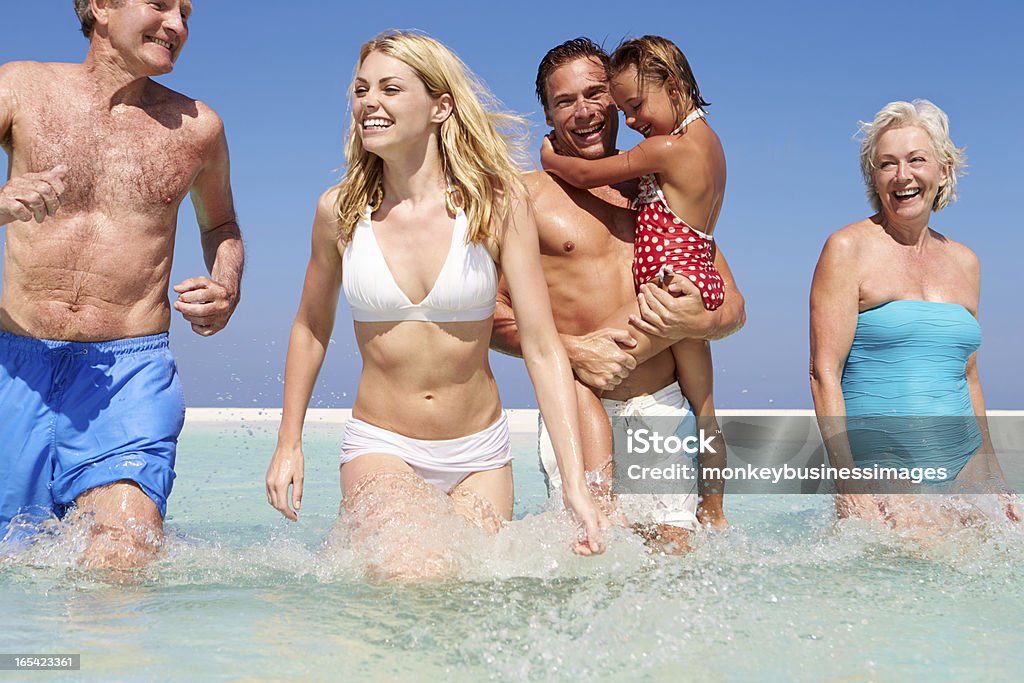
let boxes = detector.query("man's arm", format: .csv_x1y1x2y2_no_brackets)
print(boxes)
173,109,244,336
491,274,523,357
0,62,16,154
0,62,67,227
491,275,637,390
624,246,746,364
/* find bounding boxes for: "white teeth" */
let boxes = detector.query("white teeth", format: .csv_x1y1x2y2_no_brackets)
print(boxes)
362,118,392,129
149,38,173,50
574,123,601,135
895,189,920,197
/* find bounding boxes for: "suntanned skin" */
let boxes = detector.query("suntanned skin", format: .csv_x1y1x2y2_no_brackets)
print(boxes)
503,171,678,402
492,54,745,550
0,0,243,570
810,124,1018,526
265,47,609,579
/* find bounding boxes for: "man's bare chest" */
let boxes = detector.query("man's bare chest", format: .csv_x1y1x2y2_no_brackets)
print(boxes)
18,100,204,214
539,202,635,261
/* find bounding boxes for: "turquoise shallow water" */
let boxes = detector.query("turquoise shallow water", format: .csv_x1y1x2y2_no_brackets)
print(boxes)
2,418,1023,682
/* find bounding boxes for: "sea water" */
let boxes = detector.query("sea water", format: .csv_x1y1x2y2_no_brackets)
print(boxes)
1,416,1023,682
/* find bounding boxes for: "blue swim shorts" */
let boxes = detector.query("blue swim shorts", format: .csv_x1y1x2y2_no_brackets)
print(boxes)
0,331,185,534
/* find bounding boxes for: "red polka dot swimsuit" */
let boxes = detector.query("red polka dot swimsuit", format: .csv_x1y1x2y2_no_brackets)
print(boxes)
631,110,725,310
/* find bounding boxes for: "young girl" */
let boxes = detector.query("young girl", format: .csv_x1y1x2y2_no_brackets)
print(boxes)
541,35,727,532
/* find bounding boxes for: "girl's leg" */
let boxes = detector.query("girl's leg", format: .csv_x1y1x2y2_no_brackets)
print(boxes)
672,338,728,530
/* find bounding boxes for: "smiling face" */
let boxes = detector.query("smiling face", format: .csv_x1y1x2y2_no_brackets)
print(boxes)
352,51,450,160
102,0,191,75
872,125,949,223
610,65,683,138
542,56,618,160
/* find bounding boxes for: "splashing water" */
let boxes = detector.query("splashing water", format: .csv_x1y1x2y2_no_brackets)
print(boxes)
2,421,1022,681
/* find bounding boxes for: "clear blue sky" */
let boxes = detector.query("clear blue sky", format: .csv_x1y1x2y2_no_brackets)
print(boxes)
2,1,1022,408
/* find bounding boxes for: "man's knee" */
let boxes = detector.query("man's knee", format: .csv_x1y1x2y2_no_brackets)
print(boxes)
72,481,164,569
75,480,162,521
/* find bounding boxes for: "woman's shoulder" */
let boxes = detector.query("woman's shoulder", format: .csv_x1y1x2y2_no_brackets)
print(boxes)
310,186,345,244
317,185,343,212
931,228,980,275
821,218,878,254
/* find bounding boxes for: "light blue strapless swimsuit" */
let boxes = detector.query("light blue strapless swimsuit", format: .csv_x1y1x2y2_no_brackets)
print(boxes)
840,300,982,479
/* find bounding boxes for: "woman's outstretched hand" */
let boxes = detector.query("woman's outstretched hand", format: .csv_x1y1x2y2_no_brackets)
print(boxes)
835,493,887,524
266,445,305,521
1000,493,1021,522
563,486,611,555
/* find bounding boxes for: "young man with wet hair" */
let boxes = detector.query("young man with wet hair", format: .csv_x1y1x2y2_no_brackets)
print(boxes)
493,38,744,552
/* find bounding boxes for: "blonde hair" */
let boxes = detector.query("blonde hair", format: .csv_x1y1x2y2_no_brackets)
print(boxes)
858,99,966,213
334,30,528,245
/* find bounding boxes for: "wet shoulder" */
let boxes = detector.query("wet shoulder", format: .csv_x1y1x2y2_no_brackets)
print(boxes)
523,170,560,205
522,170,572,234
825,218,880,254
929,227,976,261
314,186,345,253
2,63,76,146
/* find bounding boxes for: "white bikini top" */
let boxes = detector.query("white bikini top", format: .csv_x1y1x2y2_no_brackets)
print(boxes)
342,206,497,323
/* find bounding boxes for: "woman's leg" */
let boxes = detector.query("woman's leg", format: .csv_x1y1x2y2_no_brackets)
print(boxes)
449,464,513,534
338,454,457,582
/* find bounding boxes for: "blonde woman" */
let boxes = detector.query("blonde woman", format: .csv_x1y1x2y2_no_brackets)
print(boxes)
265,31,608,576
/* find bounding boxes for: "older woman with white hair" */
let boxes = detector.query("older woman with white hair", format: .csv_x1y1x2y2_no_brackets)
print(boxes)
809,99,1018,525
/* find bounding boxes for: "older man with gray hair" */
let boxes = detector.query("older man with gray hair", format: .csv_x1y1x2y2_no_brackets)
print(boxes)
0,0,243,568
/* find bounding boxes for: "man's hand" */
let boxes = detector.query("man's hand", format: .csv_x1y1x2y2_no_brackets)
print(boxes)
566,328,637,390
0,165,67,225
172,276,238,336
629,280,710,340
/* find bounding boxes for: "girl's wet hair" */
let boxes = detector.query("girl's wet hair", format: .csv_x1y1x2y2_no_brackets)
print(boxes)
610,35,710,111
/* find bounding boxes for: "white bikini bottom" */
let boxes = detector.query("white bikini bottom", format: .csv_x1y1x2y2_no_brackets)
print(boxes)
340,413,512,493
